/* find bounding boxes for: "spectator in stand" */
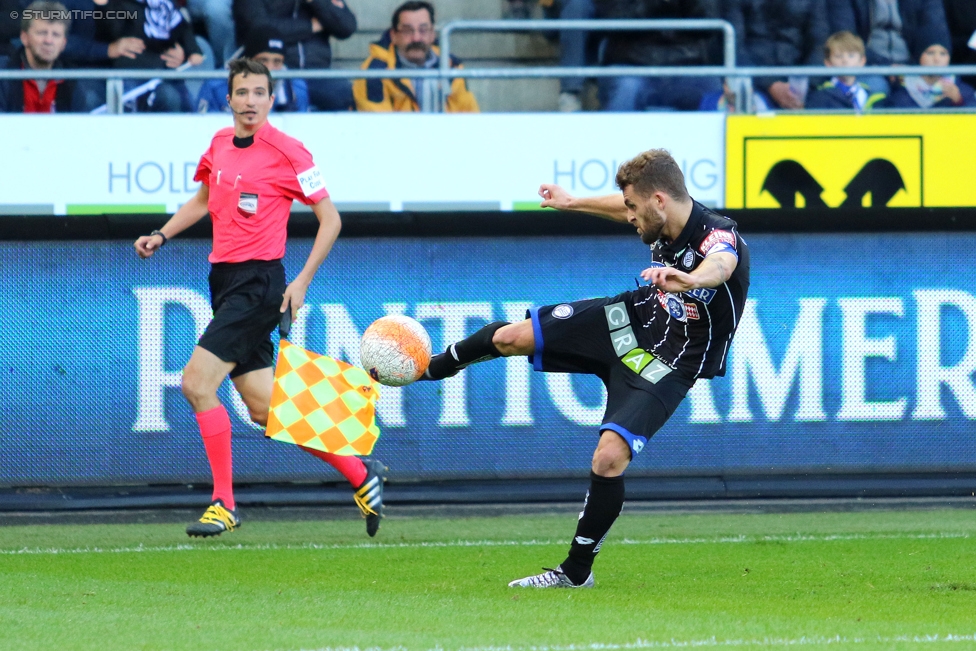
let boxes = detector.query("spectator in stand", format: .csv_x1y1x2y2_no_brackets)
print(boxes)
186,0,235,67
595,0,722,112
807,31,886,110
102,0,206,112
827,0,951,94
553,0,598,112
724,0,830,110
942,0,976,87
353,1,478,113
197,27,309,112
885,43,976,108
1,0,22,57
233,0,355,111
0,1,81,112
41,0,146,111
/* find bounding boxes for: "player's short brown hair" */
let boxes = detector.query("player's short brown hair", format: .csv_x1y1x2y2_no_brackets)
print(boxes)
615,149,690,202
227,57,274,95
823,31,865,59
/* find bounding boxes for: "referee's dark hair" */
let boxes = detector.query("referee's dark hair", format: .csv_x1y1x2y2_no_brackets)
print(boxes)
227,58,273,95
616,149,691,202
392,1,435,29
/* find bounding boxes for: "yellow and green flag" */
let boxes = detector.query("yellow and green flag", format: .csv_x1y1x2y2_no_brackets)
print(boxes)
265,340,381,456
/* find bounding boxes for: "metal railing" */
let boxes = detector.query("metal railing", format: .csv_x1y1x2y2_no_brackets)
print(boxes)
1,18,975,113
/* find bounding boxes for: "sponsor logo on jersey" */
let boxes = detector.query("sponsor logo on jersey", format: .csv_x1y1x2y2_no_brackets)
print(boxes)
552,304,574,319
681,250,695,268
699,230,736,256
684,303,700,320
237,192,258,217
686,287,717,304
632,438,645,454
647,261,666,268
297,165,325,197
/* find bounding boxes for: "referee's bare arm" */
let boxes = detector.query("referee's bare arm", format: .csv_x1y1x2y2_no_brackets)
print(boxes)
279,196,342,314
641,252,739,293
134,184,211,258
538,183,629,223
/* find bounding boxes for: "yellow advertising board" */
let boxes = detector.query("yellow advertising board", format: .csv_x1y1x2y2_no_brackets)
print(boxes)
725,114,976,209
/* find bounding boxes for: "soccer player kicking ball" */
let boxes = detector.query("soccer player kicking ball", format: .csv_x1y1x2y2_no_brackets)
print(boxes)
134,59,386,538
422,150,750,587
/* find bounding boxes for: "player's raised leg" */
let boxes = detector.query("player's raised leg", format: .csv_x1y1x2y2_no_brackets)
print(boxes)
181,346,240,537
422,319,534,380
233,367,389,537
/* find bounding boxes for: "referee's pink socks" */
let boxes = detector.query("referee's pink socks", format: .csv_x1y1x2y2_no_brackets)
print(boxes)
302,448,368,487
195,405,235,510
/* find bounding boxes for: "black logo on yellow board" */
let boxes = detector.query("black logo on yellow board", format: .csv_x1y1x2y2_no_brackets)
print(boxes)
762,159,905,208
743,136,922,209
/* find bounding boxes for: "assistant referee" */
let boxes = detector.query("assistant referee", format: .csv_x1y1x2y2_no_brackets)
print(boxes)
134,58,387,538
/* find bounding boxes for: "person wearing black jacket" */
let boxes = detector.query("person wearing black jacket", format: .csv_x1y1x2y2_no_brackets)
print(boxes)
942,0,976,87
723,0,831,110
594,0,722,111
102,0,205,111
0,1,80,112
233,0,356,110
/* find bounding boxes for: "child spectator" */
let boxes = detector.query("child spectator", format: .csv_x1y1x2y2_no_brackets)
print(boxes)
807,31,886,110
885,43,976,108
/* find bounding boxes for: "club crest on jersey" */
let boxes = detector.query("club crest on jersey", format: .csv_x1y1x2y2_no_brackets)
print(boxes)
699,229,736,256
552,304,574,319
237,192,258,218
684,303,700,319
681,250,695,269
657,291,687,322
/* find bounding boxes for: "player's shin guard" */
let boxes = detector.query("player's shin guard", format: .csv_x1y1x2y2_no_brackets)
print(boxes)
422,321,510,380
560,472,625,585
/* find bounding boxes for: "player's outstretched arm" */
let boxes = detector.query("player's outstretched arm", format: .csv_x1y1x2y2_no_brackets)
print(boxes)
538,183,629,223
281,196,342,314
134,184,211,258
641,252,738,293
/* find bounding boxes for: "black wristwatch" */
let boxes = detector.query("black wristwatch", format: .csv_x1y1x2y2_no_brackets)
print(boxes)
149,230,168,246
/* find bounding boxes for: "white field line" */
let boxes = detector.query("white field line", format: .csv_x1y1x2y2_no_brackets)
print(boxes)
0,531,970,556
277,634,976,651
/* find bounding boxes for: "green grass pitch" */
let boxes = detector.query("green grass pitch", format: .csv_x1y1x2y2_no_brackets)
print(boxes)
1,508,975,651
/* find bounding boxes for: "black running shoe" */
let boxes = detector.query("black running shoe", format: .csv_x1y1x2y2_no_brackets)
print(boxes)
186,499,241,538
354,458,387,537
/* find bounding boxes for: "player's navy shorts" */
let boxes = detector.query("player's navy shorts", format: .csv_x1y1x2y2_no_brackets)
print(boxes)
198,259,285,378
527,293,695,457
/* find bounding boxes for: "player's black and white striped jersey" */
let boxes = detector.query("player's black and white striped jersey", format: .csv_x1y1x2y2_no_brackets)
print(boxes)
630,201,750,379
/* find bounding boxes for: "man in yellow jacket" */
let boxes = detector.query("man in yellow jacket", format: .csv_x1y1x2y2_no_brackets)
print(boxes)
354,1,479,112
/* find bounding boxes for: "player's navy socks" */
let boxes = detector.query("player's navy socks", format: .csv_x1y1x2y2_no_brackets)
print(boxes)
196,405,235,510
560,472,625,585
423,321,510,380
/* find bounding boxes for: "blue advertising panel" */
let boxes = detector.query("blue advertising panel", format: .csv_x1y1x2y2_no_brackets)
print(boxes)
2,234,975,486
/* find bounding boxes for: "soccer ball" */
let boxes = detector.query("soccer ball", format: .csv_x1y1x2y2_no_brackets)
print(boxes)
360,315,432,386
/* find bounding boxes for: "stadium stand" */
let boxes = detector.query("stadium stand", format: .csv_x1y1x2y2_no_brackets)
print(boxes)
331,0,561,112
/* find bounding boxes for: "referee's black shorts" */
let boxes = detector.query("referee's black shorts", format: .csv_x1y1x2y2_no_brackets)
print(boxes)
198,259,285,378
527,292,695,457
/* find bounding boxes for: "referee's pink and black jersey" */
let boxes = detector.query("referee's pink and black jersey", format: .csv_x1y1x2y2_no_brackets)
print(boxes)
194,123,330,263
633,201,750,380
